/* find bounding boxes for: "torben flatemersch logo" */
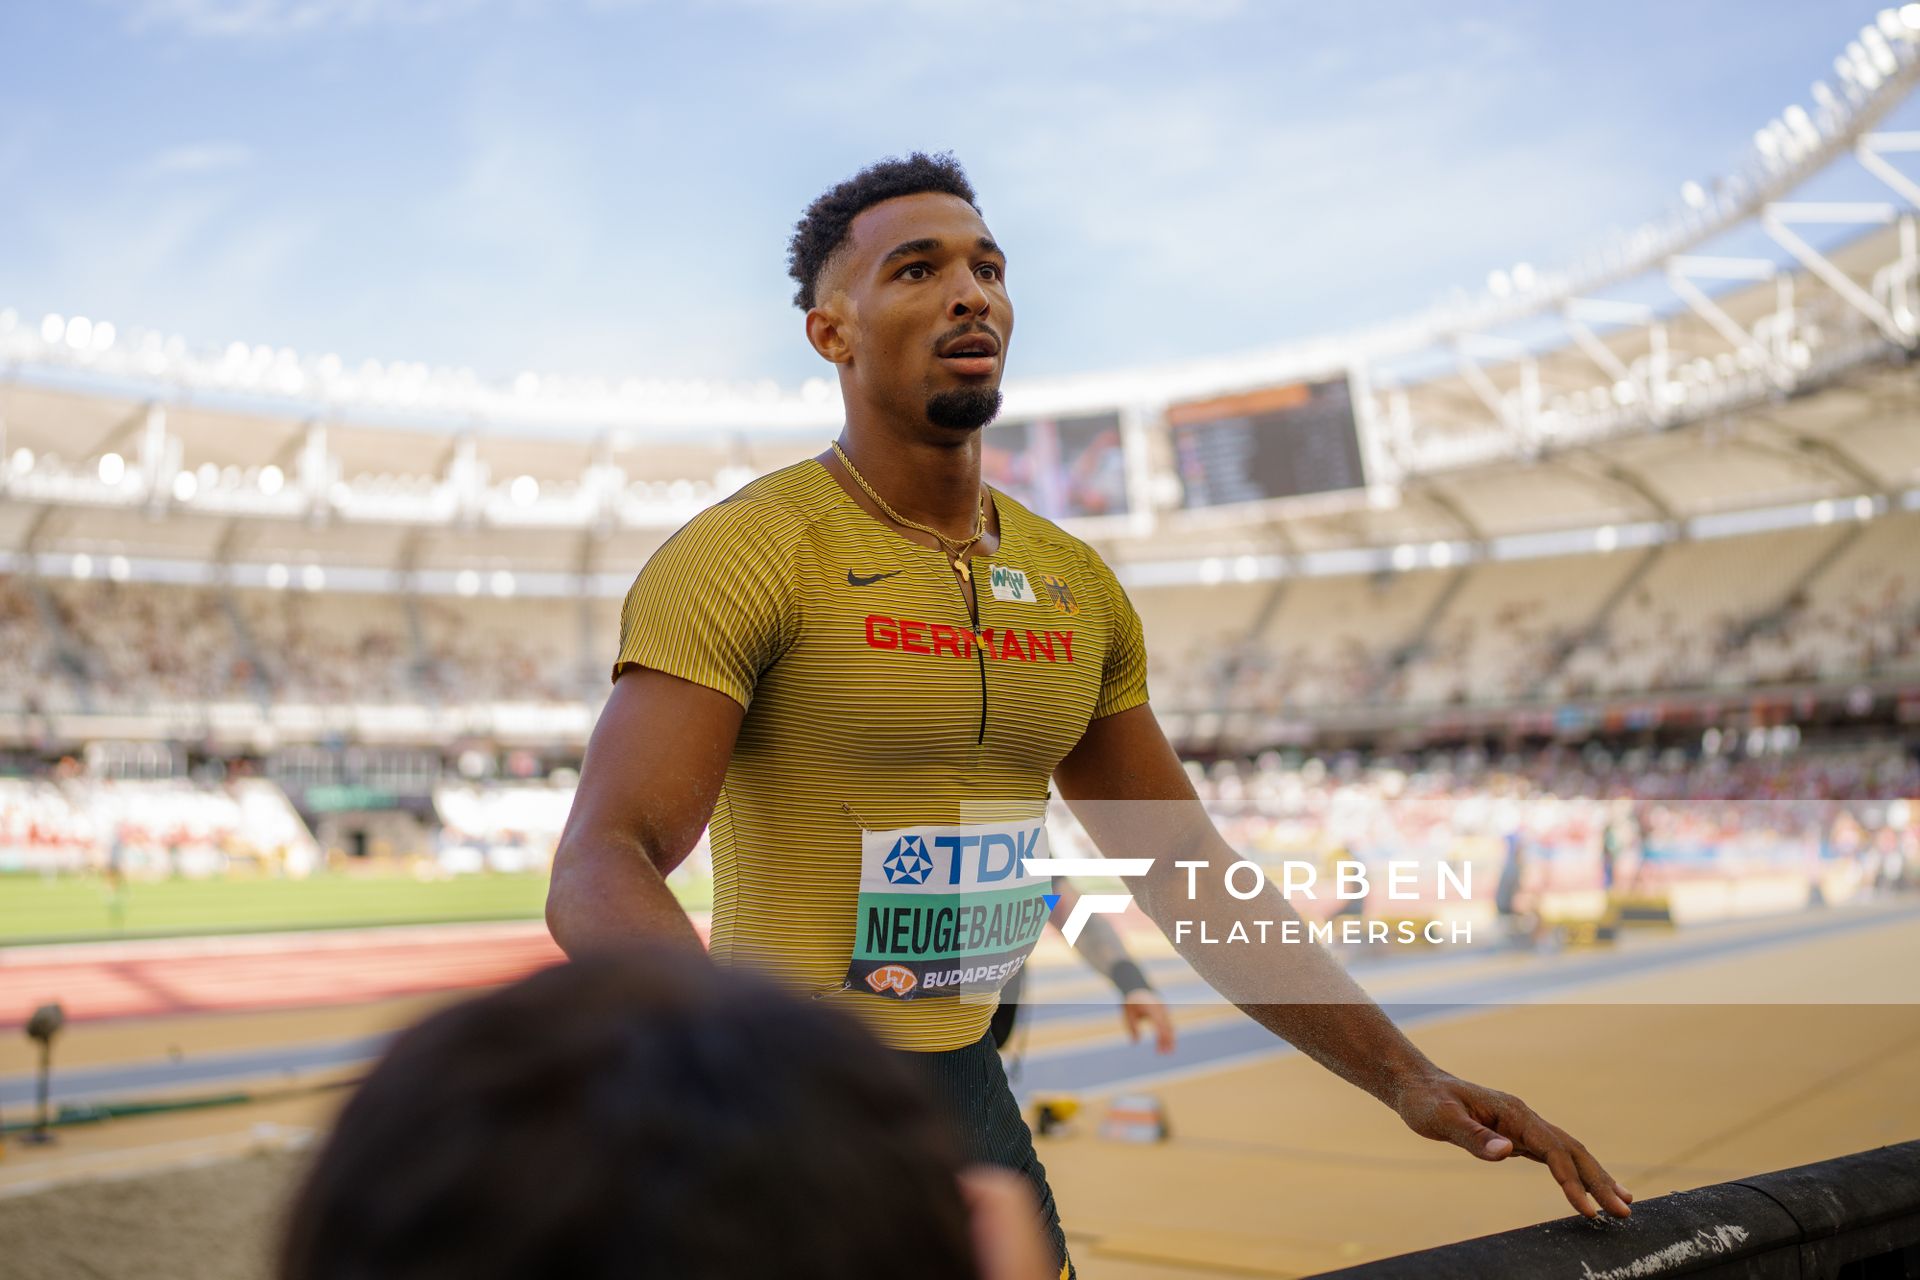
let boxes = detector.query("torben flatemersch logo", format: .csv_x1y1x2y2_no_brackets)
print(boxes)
1018,856,1155,944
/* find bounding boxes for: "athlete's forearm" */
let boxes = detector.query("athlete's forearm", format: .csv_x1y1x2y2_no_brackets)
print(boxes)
546,838,706,958
1115,813,1437,1106
1066,909,1152,994
1066,907,1127,974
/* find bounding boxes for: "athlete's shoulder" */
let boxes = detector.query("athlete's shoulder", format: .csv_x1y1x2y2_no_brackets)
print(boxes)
664,459,840,553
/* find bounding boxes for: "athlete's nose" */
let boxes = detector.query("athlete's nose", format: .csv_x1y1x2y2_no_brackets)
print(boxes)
948,274,991,321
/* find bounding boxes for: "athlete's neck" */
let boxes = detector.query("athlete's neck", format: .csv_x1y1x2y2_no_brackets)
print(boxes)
828,426,988,540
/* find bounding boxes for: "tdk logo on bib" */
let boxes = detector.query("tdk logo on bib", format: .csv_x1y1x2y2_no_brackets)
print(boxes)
988,565,1032,603
881,835,935,885
857,820,1050,899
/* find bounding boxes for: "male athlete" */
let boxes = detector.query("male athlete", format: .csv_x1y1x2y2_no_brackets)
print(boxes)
549,153,1632,1278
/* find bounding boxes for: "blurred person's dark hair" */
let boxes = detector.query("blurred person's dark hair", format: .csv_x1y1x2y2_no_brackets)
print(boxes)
282,949,981,1280
787,151,979,310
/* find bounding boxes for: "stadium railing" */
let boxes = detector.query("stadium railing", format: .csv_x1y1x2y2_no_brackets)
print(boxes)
1309,1140,1920,1279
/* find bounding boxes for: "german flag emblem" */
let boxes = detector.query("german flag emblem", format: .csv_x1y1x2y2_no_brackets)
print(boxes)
1038,573,1078,616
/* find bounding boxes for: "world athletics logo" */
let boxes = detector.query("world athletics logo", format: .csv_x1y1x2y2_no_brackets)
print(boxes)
881,835,935,885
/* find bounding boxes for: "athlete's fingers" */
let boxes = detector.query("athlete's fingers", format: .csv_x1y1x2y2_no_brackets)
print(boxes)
1545,1145,1600,1218
1501,1101,1631,1220
1147,1001,1176,1054
1569,1143,1633,1218
958,1166,1059,1280
1120,991,1175,1053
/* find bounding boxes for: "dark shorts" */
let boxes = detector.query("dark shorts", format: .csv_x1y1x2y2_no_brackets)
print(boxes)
898,1031,1074,1280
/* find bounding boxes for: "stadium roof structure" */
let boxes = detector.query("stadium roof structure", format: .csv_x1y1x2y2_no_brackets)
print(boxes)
3,11,1920,597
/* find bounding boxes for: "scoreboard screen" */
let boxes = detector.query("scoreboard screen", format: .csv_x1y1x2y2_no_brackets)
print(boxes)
1168,375,1365,509
981,411,1128,519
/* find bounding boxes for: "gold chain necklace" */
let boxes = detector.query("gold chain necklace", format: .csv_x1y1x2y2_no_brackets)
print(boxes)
830,440,988,581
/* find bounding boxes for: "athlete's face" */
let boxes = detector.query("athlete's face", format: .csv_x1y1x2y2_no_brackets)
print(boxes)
806,191,1013,436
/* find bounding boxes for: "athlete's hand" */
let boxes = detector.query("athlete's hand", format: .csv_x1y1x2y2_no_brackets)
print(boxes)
1120,989,1176,1054
1391,1070,1633,1219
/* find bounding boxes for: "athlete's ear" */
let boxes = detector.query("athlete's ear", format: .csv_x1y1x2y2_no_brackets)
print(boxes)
805,300,855,365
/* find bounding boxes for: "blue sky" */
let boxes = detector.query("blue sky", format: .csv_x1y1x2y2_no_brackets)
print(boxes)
0,1,1906,389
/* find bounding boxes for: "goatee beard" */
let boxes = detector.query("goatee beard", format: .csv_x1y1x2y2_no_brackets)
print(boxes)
925,387,1003,432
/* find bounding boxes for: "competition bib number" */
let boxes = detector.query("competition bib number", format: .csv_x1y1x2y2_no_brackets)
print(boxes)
846,819,1052,1001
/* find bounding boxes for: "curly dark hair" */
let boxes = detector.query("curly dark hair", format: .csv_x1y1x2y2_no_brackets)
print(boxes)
787,151,979,310
282,949,979,1280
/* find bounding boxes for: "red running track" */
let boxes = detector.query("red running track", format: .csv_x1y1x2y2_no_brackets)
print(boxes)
0,919,708,1026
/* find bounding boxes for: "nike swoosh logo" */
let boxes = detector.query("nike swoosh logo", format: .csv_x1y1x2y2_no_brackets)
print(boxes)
847,569,904,587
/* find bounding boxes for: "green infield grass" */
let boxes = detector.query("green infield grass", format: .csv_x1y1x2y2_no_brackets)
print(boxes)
0,869,714,945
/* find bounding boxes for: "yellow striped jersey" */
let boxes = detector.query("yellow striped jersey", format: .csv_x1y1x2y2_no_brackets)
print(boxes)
614,457,1148,1052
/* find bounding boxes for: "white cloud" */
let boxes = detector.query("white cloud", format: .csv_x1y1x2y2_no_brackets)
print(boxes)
142,141,255,176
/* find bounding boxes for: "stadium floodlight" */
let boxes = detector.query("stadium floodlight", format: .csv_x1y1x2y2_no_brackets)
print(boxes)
1851,41,1884,90
490,570,516,597
71,553,92,579
1812,80,1841,116
1392,544,1418,572
267,563,290,590
10,448,31,475
107,555,130,582
455,569,481,597
172,471,197,502
1200,558,1226,585
1853,495,1875,519
1865,26,1900,75
1595,526,1619,552
1429,541,1453,568
1232,555,1259,582
259,465,285,495
1681,181,1709,209
1784,106,1820,148
1813,499,1836,524
510,474,539,506
1906,4,1920,31
39,313,62,343
1487,270,1513,298
97,452,124,485
302,564,325,591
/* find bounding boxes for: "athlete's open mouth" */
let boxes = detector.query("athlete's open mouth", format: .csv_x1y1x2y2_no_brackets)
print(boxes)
937,332,1000,376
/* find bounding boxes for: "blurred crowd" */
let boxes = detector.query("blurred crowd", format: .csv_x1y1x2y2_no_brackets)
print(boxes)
0,764,318,877
1148,515,1920,714
4,515,1918,719
1,578,591,712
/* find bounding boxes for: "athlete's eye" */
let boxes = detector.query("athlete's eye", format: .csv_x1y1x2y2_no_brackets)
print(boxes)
898,263,932,281
977,263,1002,282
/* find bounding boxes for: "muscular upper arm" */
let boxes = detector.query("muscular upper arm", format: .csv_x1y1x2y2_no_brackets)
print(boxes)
1053,702,1193,804
556,667,745,876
